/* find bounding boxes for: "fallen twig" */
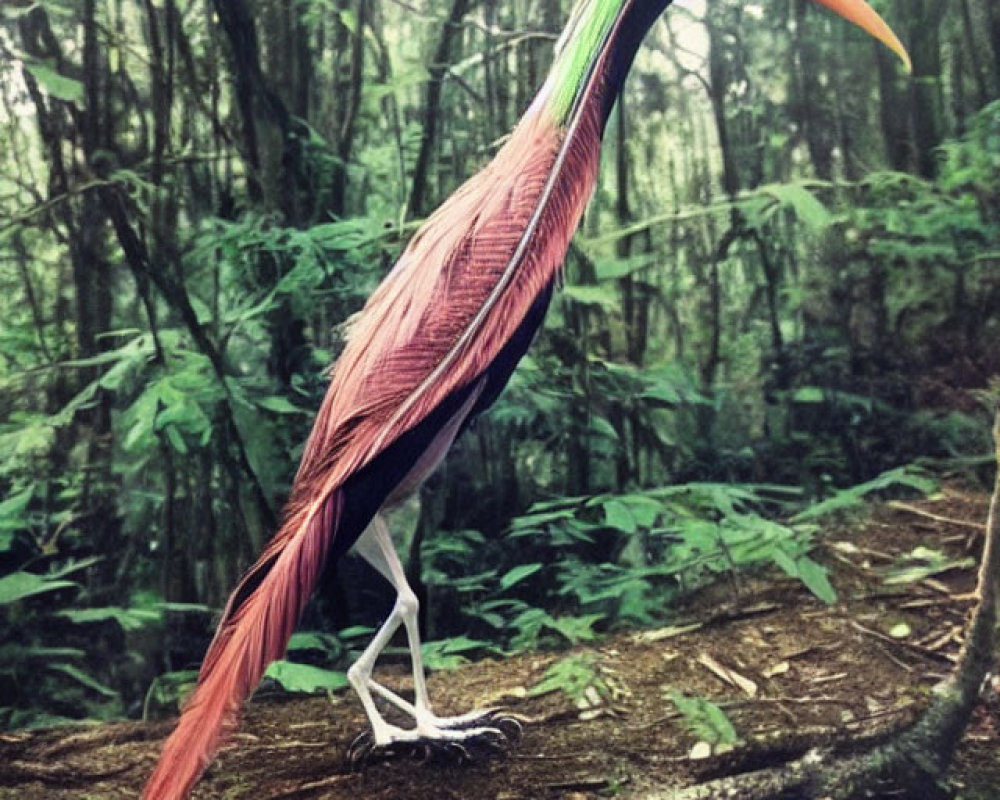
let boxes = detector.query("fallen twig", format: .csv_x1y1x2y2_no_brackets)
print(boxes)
696,653,758,697
887,501,985,532
850,620,956,664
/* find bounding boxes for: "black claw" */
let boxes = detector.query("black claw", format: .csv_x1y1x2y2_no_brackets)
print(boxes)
451,711,524,746
347,733,372,766
445,741,471,762
489,715,524,744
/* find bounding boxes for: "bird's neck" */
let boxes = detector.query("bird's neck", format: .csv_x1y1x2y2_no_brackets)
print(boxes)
538,0,671,130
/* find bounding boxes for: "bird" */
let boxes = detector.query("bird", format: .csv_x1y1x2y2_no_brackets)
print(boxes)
144,0,909,797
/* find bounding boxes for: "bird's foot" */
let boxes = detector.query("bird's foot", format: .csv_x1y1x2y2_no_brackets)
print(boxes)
347,711,522,767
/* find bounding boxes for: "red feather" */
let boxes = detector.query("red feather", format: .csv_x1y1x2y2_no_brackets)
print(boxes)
143,3,642,796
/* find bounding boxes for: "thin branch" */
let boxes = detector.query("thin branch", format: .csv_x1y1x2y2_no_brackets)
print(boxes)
886,500,987,531
0,179,113,237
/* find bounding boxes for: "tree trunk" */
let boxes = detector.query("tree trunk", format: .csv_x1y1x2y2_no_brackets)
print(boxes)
793,0,834,181
907,0,947,179
408,0,470,217
876,43,911,171
984,0,1000,95
959,0,991,109
330,0,368,217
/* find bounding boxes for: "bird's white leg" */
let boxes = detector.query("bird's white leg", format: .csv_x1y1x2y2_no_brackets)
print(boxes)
348,515,497,746
343,571,409,745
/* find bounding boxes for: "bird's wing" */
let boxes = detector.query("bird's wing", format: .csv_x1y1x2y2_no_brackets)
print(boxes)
296,106,601,498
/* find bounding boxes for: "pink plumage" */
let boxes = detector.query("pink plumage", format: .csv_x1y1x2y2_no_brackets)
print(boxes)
143,1,636,795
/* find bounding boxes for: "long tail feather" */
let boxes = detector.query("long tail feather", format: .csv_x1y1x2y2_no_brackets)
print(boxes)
143,491,342,800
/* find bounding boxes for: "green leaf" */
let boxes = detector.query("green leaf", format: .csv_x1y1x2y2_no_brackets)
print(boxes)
143,669,199,716
156,602,213,614
882,547,975,585
593,253,658,281
0,486,33,531
667,690,739,746
545,613,604,644
337,625,376,640
561,284,619,310
58,606,161,631
507,507,577,534
420,637,496,670
337,7,358,33
793,466,937,522
763,183,832,231
795,557,837,605
770,547,799,578
24,62,84,103
164,424,188,454
264,661,348,693
792,386,824,404
256,396,307,415
620,495,663,528
603,499,637,534
286,632,341,655
0,644,86,664
588,416,620,441
47,556,102,580
49,663,119,699
0,572,77,605
499,563,543,590
528,653,604,702
642,385,682,405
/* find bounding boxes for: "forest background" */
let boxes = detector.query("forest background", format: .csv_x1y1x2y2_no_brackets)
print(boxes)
0,0,998,729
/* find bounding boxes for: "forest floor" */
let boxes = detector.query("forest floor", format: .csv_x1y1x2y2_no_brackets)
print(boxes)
1,485,998,800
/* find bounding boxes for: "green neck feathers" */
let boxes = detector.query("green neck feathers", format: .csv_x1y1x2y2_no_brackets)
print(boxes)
542,0,625,123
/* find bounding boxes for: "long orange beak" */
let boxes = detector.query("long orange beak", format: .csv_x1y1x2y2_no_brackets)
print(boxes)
813,0,912,73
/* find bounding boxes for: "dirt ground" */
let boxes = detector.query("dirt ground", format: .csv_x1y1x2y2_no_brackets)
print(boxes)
1,486,998,799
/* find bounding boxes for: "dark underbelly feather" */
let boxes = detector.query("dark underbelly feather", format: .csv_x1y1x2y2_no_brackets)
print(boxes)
325,280,555,566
